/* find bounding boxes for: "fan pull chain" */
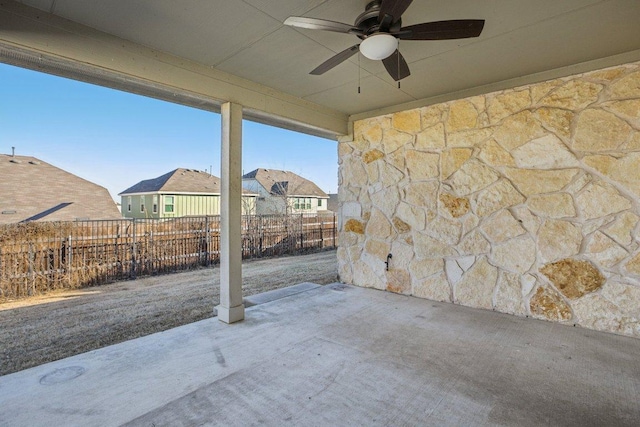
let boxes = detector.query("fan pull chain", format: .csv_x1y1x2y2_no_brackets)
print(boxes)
358,51,361,94
397,41,401,89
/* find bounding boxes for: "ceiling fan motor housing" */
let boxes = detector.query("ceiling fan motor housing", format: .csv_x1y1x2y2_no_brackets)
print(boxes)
356,0,402,38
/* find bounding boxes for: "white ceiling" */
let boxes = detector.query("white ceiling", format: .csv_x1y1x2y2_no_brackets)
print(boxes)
12,0,640,118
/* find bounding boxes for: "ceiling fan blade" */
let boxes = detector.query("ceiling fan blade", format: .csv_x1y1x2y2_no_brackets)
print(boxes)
310,45,360,75
397,20,485,40
284,16,360,34
379,0,414,24
382,50,410,81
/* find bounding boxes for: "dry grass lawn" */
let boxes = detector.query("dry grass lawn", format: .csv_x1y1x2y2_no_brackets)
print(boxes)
0,250,337,376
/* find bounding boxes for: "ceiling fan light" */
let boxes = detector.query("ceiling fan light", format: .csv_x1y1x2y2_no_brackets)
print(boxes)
359,33,398,60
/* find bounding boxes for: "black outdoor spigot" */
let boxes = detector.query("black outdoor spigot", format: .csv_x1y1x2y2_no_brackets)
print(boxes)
385,253,392,271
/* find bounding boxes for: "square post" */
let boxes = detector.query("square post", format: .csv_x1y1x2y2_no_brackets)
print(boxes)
216,102,244,323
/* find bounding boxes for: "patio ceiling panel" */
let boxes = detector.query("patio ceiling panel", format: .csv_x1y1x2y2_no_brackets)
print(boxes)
34,0,284,68
215,27,370,99
303,74,416,114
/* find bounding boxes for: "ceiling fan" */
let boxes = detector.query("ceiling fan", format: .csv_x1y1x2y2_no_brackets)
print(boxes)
284,0,484,82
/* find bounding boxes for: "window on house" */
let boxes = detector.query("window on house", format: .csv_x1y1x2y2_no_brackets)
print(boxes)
293,197,312,210
318,199,322,207
153,195,158,214
140,199,145,213
127,197,132,212
164,195,174,213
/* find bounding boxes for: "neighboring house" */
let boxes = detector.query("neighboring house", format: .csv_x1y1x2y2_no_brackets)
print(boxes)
0,154,121,224
242,168,329,215
119,168,257,219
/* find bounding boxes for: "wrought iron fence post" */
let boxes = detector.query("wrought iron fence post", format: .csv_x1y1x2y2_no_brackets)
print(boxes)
205,216,210,266
28,242,35,296
67,235,72,286
131,218,137,279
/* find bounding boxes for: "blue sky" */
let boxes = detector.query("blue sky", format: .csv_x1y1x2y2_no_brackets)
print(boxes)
0,63,338,201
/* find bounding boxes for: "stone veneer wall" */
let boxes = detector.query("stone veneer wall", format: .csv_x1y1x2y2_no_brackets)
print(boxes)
337,62,640,337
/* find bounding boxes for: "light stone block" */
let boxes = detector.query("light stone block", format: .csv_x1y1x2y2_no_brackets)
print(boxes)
583,153,640,197
576,181,631,220
364,208,387,237
390,240,414,271
610,71,640,99
534,108,574,140
491,236,536,274
454,257,497,310
504,168,579,196
406,150,439,180
586,231,629,268
572,294,640,337
512,134,579,169
392,110,421,133
425,215,462,245
458,229,491,256
445,260,464,285
478,139,515,167
447,128,493,148
604,212,639,246
420,104,445,128
448,159,499,196
473,179,525,217
415,123,445,150
414,232,457,259
370,187,400,218
512,206,541,235
457,256,476,272
413,272,451,302
495,271,526,315
574,109,632,152
341,202,362,218
482,209,526,243
396,202,426,231
527,193,576,218
522,274,537,296
403,181,438,210
441,148,472,179
409,258,443,280
382,129,413,154
493,111,546,151
446,100,478,132
487,89,531,123
538,79,602,110
538,220,582,262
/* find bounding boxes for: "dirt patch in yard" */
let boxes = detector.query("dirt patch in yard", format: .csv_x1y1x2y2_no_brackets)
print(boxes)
0,250,337,376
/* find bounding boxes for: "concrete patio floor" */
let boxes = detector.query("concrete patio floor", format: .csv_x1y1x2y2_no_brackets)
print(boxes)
1,282,639,426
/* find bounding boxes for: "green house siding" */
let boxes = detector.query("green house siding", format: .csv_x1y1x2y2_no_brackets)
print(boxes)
121,194,161,219
167,194,220,218
122,193,255,218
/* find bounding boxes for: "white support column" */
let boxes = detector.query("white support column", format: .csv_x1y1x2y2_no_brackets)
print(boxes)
216,102,245,323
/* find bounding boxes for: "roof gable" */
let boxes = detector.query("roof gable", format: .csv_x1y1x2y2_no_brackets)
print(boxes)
243,169,328,198
121,168,255,195
0,154,121,223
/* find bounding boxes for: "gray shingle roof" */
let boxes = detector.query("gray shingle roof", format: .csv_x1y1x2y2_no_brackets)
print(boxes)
120,168,255,195
242,169,328,198
0,154,121,224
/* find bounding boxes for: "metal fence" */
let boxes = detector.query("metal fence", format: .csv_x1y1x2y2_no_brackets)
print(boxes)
0,212,337,299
